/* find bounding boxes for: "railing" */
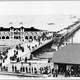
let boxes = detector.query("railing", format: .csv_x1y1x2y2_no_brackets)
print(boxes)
58,21,80,47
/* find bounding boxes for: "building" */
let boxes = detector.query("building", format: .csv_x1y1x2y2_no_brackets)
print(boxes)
53,43,80,76
0,27,42,40
0,26,54,47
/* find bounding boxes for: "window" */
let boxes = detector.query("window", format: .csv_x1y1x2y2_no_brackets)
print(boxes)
34,36,36,40
2,36,5,39
25,36,28,39
29,36,32,39
14,36,18,39
6,36,9,39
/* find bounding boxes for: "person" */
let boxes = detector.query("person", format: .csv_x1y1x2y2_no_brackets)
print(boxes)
0,63,2,67
20,57,21,61
5,67,8,72
55,69,58,77
25,57,27,62
32,46,35,51
39,67,42,74
16,51,18,55
20,66,23,72
17,58,19,62
26,66,28,73
41,67,44,74
52,68,54,74
3,59,5,63
15,66,17,72
47,66,51,75
52,68,56,77
48,59,50,63
12,65,14,72
30,54,33,59
31,67,33,74
43,67,48,74
23,66,25,72
21,47,24,52
29,67,31,73
3,66,5,71
27,45,31,51
34,67,37,74
65,69,70,77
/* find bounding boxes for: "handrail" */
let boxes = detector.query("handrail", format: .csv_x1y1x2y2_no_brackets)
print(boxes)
58,20,80,47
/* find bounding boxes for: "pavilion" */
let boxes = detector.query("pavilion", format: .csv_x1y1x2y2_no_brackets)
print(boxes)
53,43,80,76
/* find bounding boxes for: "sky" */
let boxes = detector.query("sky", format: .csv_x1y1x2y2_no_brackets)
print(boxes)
0,15,78,31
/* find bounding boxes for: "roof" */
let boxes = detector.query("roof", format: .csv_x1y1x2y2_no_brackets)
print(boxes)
38,52,54,59
0,27,42,31
0,27,10,31
24,27,42,31
54,43,80,64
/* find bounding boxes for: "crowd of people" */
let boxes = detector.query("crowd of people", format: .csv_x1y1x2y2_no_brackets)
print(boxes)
9,32,54,62
0,61,55,77
11,64,52,75
24,32,53,52
0,32,59,77
1,63,80,77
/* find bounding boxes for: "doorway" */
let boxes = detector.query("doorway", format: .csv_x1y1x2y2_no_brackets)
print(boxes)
58,64,66,75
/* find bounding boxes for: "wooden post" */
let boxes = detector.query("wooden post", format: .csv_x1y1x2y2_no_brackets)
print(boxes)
72,35,73,44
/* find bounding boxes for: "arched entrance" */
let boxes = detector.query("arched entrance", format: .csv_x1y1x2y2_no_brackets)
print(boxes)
6,36,9,39
58,64,66,75
2,36,5,39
